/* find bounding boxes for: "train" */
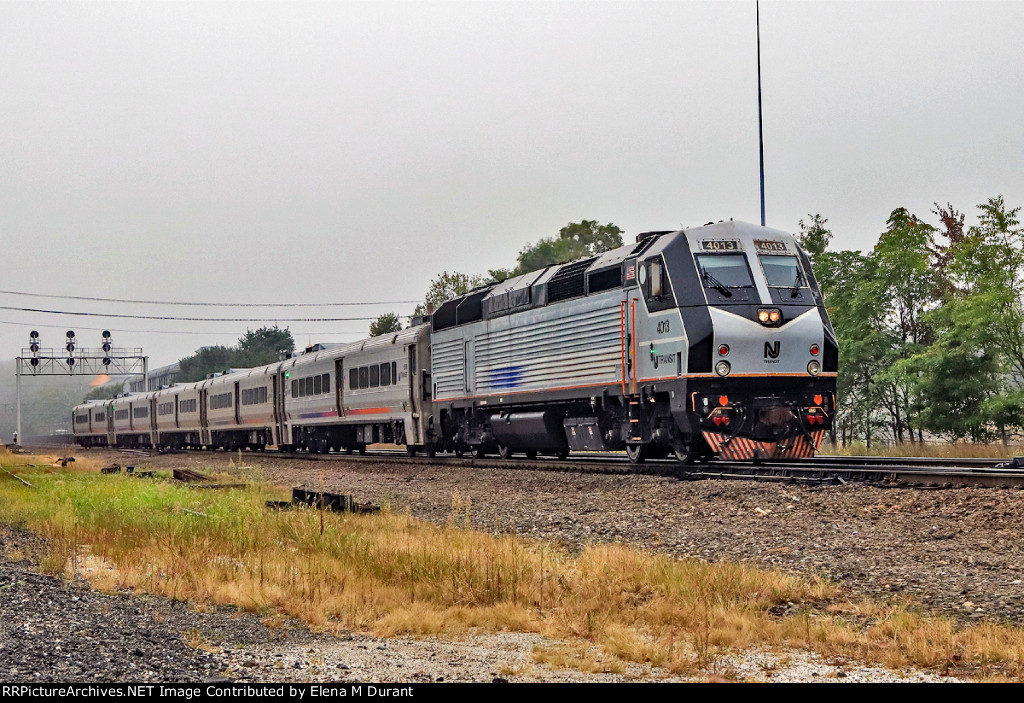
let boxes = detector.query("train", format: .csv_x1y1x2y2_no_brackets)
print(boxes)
73,220,837,463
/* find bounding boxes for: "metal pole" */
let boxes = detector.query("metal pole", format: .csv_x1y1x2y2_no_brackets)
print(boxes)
15,360,21,444
143,356,149,392
757,0,766,227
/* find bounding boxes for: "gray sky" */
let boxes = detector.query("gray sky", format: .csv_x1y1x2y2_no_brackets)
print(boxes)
1,0,1022,369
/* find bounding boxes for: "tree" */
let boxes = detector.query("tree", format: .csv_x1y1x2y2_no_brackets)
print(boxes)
369,312,403,337
413,271,485,317
796,213,833,268
235,326,295,368
177,326,295,383
503,220,624,280
83,382,124,402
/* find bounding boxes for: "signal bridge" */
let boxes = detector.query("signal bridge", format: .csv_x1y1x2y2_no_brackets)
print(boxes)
13,330,148,443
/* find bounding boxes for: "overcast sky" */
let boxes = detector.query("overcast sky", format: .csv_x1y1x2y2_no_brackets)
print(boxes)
1,0,1022,370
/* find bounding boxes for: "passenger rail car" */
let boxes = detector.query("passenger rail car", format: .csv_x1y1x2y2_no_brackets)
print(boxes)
72,326,434,456
73,221,835,463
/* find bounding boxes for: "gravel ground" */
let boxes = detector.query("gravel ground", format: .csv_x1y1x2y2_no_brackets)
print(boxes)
4,446,1003,682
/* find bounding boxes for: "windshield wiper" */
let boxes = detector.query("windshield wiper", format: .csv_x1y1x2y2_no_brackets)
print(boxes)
703,270,733,297
790,268,805,298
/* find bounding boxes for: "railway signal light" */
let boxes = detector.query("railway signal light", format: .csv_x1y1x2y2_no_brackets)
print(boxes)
103,357,111,366
30,358,39,367
68,357,75,367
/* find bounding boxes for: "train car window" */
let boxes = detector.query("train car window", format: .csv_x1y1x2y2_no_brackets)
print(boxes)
75,414,88,424
306,377,314,396
95,412,105,422
380,363,391,386
322,374,330,393
291,380,298,397
349,368,358,390
758,255,804,287
115,409,129,420
133,407,148,418
260,387,267,404
313,374,322,395
358,367,369,389
695,254,755,288
370,364,380,388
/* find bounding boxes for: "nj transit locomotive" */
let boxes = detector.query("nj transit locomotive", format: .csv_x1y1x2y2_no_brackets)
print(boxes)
74,221,836,463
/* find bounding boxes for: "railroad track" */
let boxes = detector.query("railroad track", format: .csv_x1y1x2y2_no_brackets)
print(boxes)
26,441,1024,488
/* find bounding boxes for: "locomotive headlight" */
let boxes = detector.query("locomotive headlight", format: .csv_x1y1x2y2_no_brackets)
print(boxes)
807,360,821,376
715,360,731,377
757,308,782,326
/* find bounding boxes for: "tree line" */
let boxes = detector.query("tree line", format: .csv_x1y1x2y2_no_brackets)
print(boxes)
802,196,1024,446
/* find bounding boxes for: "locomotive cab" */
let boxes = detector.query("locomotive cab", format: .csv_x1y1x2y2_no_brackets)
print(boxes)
628,221,837,461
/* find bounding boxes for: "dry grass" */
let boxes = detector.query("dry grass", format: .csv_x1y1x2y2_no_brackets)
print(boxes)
823,440,1020,459
2,448,1024,679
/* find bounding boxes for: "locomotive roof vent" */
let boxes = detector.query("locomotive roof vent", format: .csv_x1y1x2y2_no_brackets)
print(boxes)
635,230,673,243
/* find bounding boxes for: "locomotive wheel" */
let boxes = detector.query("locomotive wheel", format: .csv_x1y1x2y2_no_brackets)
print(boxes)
525,449,537,460
358,444,366,455
497,443,512,460
406,444,418,457
344,446,353,455
475,446,487,459
556,450,569,460
427,443,437,458
673,442,697,464
625,444,647,464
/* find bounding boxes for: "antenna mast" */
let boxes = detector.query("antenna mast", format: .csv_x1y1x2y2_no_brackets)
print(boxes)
757,0,766,226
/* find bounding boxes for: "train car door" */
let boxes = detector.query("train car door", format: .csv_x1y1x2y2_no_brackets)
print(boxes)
199,388,209,445
150,397,158,446
334,358,345,417
407,345,420,445
273,371,288,446
174,393,180,429
623,290,641,396
233,381,241,425
106,403,114,444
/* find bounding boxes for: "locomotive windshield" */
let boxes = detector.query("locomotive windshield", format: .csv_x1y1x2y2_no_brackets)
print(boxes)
758,254,804,288
695,254,754,288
